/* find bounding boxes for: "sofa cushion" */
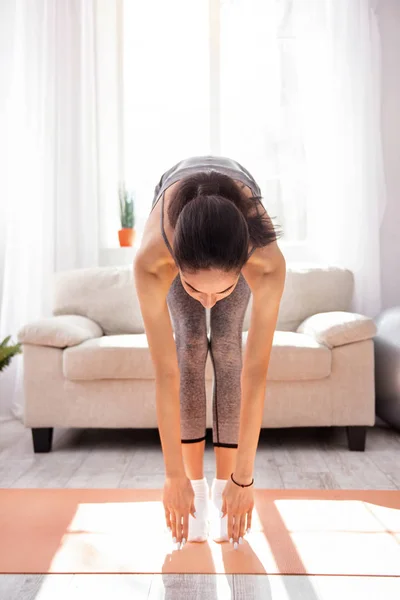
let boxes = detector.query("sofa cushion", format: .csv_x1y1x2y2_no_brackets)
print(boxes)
63,331,331,382
297,311,377,348
243,264,354,333
18,315,103,348
53,263,354,336
249,331,332,381
53,266,144,335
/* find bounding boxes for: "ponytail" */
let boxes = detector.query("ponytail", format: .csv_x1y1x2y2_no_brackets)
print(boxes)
167,169,283,274
168,170,250,228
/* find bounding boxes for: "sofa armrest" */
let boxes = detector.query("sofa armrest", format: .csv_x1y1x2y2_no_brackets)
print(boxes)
17,315,103,348
296,311,377,349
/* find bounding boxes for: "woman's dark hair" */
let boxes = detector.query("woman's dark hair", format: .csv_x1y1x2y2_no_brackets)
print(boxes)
167,169,283,275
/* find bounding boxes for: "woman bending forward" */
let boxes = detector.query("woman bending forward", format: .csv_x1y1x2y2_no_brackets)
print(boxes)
133,154,286,550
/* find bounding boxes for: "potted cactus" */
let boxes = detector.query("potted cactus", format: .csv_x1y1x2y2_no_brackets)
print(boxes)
118,183,136,247
0,336,22,373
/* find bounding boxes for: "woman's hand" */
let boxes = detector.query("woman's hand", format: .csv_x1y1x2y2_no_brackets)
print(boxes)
221,476,254,547
163,475,196,549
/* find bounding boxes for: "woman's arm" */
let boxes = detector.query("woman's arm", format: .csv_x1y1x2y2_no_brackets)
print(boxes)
235,246,286,481
133,255,185,477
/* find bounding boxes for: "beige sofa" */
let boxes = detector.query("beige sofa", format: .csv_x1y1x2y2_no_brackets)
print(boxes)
17,263,377,453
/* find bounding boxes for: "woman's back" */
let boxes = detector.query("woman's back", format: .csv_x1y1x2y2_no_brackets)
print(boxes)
140,155,263,276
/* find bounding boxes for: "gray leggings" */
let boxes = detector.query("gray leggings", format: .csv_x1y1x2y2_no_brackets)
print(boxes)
167,272,251,448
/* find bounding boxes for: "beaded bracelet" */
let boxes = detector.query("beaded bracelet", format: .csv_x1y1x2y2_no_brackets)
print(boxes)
231,472,254,488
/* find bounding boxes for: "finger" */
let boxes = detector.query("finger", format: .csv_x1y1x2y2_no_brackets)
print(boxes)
232,514,240,542
182,511,189,543
164,508,171,531
247,510,252,532
221,498,226,519
238,514,246,541
174,511,183,544
170,511,177,540
228,511,234,540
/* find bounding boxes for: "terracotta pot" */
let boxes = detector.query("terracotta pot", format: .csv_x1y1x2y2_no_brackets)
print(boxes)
118,228,135,247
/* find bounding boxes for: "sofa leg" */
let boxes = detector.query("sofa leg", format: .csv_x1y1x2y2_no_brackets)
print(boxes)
346,426,366,451
32,428,54,453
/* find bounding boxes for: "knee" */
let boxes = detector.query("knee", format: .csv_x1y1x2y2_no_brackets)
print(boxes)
176,336,209,370
209,335,242,368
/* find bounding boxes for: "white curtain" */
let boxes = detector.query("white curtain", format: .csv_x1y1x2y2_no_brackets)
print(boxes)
122,0,386,317
217,0,385,317
292,0,386,317
0,0,103,422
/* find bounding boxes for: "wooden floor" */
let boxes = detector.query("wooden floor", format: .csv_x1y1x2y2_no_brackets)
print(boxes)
1,417,400,599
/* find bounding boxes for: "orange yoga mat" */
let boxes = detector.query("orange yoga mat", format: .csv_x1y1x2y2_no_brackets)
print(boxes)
0,488,399,576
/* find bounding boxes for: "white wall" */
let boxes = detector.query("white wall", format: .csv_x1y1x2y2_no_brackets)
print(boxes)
0,1,15,311
377,0,400,310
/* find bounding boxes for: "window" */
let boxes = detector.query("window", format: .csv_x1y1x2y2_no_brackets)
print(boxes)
121,0,308,245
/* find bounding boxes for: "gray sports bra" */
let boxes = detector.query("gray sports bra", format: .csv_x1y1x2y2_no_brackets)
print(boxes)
150,155,262,261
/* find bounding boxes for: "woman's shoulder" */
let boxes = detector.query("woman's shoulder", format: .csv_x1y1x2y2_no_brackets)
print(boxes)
139,177,267,273
138,187,178,274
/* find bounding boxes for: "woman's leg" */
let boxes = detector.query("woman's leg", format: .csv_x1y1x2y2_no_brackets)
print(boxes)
209,272,252,456
166,273,209,479
208,273,251,541
167,273,210,542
